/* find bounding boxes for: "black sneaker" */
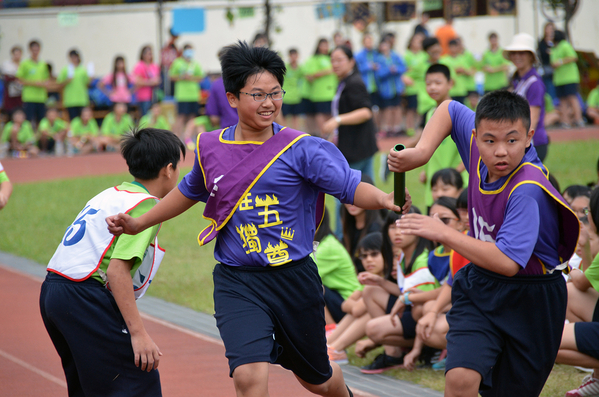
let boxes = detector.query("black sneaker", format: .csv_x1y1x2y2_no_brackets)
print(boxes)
359,353,404,374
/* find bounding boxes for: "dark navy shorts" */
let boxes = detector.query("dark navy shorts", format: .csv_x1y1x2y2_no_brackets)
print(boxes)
23,101,46,124
311,100,331,115
379,95,401,109
445,264,566,397
213,256,333,385
323,285,346,323
403,94,418,110
399,306,417,340
177,101,199,116
282,102,303,116
369,92,381,109
40,272,162,397
555,83,579,98
574,322,599,361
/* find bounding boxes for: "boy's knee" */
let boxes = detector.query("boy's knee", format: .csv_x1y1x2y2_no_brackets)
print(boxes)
364,319,384,343
232,363,268,395
445,367,481,397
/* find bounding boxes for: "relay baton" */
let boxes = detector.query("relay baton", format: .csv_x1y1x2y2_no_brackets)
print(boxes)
393,144,406,213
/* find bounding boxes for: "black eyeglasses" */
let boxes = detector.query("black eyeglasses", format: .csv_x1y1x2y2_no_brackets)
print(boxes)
239,90,286,102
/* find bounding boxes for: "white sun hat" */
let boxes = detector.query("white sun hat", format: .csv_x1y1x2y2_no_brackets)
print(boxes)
503,33,539,63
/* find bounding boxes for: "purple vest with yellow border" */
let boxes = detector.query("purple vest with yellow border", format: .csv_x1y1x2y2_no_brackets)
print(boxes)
467,135,579,275
196,125,325,246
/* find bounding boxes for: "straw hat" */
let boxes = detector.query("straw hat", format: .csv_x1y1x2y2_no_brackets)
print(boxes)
503,33,539,63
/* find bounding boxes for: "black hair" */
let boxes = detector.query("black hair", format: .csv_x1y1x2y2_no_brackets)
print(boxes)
563,185,591,201
357,231,383,253
548,173,561,193
426,63,451,82
456,189,468,210
29,40,40,49
288,48,298,55
488,32,498,40
431,168,463,190
11,45,22,54
432,196,460,220
121,128,186,180
68,49,80,59
220,41,286,98
139,45,152,61
381,206,432,279
449,39,459,47
183,43,193,50
422,37,440,51
252,32,269,47
314,38,330,55
475,90,531,132
112,56,130,89
590,187,599,232
332,45,354,60
553,30,566,44
314,209,333,242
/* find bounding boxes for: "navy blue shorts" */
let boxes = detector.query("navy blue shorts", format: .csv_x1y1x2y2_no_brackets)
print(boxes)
386,294,398,314
369,92,381,109
282,102,303,116
23,102,46,124
177,101,199,116
379,95,401,109
400,306,417,340
323,285,346,323
403,95,418,110
446,264,566,396
593,299,599,322
213,256,333,385
67,106,84,121
312,101,331,115
574,322,599,361
555,83,579,98
40,272,162,397
301,99,314,115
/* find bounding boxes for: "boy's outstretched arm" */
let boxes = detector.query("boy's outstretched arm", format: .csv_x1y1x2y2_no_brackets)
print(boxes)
107,187,197,236
387,100,453,173
352,182,411,214
398,214,520,277
106,258,162,372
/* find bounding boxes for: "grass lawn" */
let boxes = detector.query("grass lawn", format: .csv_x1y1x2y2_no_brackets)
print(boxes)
0,140,597,394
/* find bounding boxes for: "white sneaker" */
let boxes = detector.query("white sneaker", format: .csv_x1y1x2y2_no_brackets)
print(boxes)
566,374,599,396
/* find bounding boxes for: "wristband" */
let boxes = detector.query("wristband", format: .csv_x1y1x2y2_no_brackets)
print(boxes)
403,292,412,306
335,116,342,124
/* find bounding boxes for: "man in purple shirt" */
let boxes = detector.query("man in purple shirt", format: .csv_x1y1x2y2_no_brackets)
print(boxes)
388,91,579,397
205,76,238,128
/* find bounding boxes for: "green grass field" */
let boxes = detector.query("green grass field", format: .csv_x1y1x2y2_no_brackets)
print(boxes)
0,140,597,394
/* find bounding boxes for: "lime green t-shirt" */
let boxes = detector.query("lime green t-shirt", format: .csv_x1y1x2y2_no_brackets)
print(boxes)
283,64,303,105
16,59,49,103
551,40,580,86
460,51,477,92
402,249,439,292
57,65,90,108
70,117,99,137
440,55,468,97
404,50,429,97
101,112,134,136
313,234,362,300
2,121,35,144
587,87,599,109
90,181,160,284
299,63,312,99
480,48,510,91
545,93,555,113
39,117,68,136
0,161,9,184
169,58,203,102
194,115,215,131
304,54,337,102
584,252,599,291
138,114,171,130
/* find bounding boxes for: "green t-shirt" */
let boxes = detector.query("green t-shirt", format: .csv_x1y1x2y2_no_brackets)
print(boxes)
440,55,468,97
313,234,362,300
138,114,171,130
194,115,214,131
584,252,599,292
587,87,599,109
0,161,9,183
57,65,90,108
2,121,35,144
299,63,312,99
16,59,49,103
480,48,510,91
90,181,160,284
551,40,580,86
404,50,428,97
545,93,555,113
460,51,477,92
39,117,68,136
304,54,337,102
169,58,203,102
70,117,99,137
101,112,134,136
283,64,303,105
416,53,438,115
402,249,439,292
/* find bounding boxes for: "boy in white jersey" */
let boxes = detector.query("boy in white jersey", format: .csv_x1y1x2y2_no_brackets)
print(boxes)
40,128,185,397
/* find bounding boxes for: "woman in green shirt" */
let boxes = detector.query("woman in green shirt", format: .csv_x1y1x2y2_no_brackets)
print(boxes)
480,32,510,93
402,33,426,136
304,38,337,137
551,30,584,128
57,49,90,120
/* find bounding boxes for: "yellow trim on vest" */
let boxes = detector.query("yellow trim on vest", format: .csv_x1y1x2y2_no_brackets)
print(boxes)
217,126,288,145
196,129,227,192
477,161,548,195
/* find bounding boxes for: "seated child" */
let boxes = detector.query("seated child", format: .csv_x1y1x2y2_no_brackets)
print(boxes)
1,108,39,157
183,115,214,151
40,128,186,396
99,102,134,150
430,168,463,206
68,106,100,155
38,105,68,155
139,102,171,131
326,232,386,365
0,160,13,210
556,321,599,396
585,85,599,125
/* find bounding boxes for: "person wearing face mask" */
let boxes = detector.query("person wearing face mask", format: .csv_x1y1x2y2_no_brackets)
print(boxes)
169,44,204,138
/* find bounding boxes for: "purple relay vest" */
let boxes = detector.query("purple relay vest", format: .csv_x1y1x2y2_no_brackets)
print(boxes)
467,137,579,275
196,126,325,246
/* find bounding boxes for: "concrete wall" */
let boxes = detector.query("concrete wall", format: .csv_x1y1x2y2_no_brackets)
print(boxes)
0,0,597,77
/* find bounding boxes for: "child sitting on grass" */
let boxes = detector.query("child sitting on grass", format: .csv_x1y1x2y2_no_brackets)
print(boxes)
38,104,68,155
1,108,39,157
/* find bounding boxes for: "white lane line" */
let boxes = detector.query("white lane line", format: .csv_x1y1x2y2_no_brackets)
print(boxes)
0,348,67,388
